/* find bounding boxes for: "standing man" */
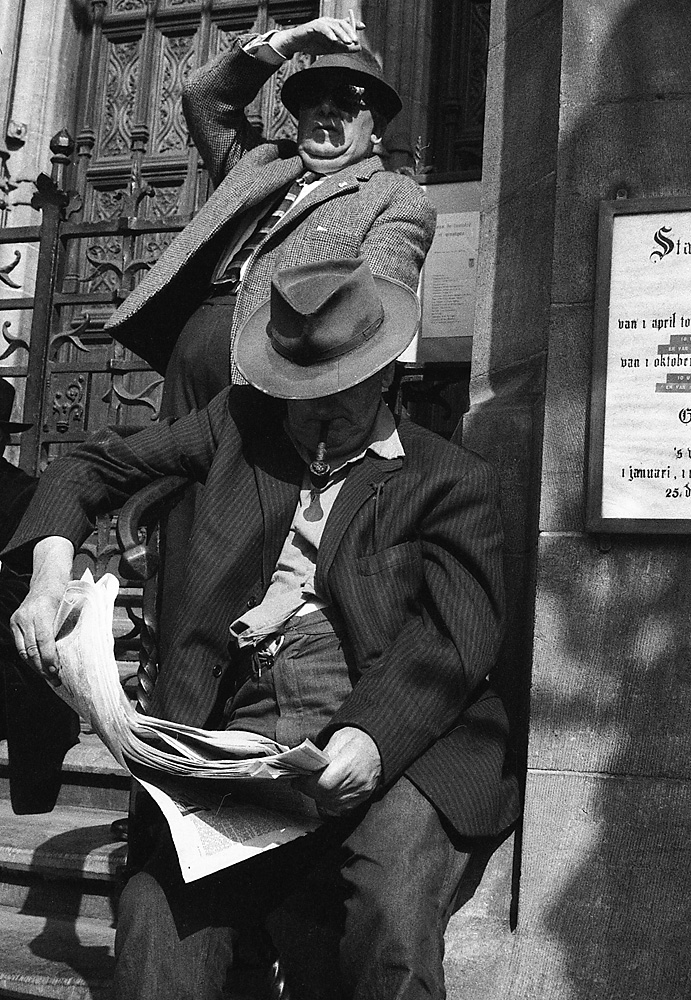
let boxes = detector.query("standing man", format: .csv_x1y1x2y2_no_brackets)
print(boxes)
8,259,518,1000
104,15,436,412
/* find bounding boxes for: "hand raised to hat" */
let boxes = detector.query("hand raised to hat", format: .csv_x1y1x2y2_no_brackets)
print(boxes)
272,15,365,59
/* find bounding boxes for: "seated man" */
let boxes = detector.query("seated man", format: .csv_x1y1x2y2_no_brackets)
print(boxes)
8,259,519,1000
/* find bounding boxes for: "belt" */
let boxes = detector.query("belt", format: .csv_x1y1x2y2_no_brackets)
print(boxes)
228,632,285,682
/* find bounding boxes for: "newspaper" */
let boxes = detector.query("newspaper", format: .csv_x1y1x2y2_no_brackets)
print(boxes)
51,570,328,881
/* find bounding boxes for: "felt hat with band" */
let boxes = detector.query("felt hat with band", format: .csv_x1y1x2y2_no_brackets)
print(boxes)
0,379,32,432
234,258,420,399
280,49,402,124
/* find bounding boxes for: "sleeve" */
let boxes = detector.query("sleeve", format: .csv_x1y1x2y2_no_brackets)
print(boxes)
320,457,505,787
361,175,437,293
182,33,279,188
243,32,290,66
0,461,39,552
1,390,233,564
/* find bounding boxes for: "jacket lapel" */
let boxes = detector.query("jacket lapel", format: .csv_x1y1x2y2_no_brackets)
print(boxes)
251,421,303,589
269,155,384,242
315,453,403,601
110,148,304,324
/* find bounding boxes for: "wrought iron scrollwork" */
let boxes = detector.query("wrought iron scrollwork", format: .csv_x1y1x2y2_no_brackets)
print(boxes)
0,249,22,288
49,313,92,360
0,320,30,361
80,246,152,295
102,373,164,420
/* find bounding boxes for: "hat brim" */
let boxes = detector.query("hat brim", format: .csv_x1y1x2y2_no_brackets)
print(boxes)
235,275,419,400
0,421,32,433
280,63,402,124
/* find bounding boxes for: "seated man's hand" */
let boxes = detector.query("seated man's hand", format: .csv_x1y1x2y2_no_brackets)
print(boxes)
297,726,381,817
10,536,74,685
273,16,365,59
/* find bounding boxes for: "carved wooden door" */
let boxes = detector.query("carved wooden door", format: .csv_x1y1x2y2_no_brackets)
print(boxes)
49,0,316,462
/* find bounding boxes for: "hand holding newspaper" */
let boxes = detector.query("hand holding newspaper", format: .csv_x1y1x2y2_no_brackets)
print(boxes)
51,570,329,880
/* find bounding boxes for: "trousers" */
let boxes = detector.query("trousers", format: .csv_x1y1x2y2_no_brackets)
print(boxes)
161,289,237,417
224,607,355,746
157,290,236,664
115,614,473,1000
114,775,472,1000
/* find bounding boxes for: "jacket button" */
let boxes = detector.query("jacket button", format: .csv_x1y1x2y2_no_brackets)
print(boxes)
247,597,257,608
212,664,223,678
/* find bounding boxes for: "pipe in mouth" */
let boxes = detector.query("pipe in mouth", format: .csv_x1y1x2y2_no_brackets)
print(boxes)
309,420,331,484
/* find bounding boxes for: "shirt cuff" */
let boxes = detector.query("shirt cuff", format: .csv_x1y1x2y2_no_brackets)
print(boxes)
243,31,289,66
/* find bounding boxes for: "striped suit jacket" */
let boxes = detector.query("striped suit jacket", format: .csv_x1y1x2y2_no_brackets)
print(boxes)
7,389,519,838
104,35,437,377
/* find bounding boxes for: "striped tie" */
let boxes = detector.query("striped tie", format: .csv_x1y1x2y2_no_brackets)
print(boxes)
211,171,322,292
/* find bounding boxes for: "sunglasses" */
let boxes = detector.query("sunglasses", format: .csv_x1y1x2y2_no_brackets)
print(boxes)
299,80,372,114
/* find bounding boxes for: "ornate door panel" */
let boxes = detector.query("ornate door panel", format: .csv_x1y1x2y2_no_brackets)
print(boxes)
59,0,316,455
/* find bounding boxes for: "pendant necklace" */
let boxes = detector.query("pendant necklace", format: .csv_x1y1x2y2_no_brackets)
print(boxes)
304,425,330,522
304,480,328,522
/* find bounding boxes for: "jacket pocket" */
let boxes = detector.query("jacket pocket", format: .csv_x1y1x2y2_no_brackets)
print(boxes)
351,542,423,656
357,540,421,577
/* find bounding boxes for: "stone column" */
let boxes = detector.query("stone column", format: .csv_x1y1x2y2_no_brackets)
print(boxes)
3,0,85,231
465,1,691,995
0,0,86,423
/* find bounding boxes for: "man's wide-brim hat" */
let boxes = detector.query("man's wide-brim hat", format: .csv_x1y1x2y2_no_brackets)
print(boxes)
235,258,420,400
0,378,32,432
280,48,402,124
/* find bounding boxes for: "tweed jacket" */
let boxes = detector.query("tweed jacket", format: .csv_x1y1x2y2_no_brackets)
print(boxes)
104,35,436,376
6,388,519,838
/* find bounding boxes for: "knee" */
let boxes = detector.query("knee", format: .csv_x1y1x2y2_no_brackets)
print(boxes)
340,876,445,1000
115,871,168,955
114,870,235,1000
343,864,425,959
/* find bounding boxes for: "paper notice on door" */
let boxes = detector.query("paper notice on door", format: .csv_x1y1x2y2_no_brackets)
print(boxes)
421,211,480,339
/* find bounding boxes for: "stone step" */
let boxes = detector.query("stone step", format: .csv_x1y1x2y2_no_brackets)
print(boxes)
0,801,127,922
0,734,131,813
0,906,114,999
0,800,128,880
0,902,266,1000
0,824,518,1000
0,874,117,925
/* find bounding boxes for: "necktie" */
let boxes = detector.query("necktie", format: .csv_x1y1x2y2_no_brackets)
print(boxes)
211,171,322,292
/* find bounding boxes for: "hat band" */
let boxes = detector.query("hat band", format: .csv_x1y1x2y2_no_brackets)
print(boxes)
267,310,384,367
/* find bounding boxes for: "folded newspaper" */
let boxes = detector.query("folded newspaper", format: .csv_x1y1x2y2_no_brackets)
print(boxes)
51,570,329,881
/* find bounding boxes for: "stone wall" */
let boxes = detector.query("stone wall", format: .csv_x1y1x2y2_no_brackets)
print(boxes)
0,0,86,430
464,1,691,995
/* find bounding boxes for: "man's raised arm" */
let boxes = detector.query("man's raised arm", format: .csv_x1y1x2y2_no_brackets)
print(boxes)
182,15,364,186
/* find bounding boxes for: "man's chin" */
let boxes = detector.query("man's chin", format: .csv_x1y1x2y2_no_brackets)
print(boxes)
300,142,346,161
299,144,363,174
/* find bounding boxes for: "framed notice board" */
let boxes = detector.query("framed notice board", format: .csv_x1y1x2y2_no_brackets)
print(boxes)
587,196,691,533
